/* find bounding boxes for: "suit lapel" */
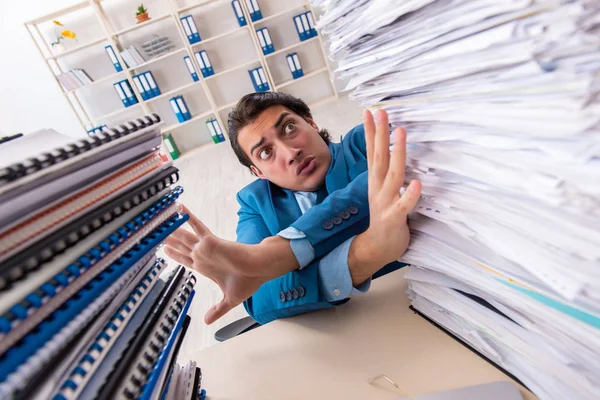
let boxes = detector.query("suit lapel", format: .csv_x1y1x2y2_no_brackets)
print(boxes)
270,184,302,231
325,141,350,193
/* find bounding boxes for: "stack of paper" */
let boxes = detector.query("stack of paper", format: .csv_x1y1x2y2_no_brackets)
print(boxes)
312,1,600,399
0,116,205,399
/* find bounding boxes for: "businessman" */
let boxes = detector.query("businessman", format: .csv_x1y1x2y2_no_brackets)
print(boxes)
165,92,421,325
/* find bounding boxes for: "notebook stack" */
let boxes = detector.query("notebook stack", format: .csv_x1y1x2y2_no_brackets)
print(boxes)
313,1,599,400
0,114,205,399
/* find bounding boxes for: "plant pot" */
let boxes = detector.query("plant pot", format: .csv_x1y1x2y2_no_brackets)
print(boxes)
52,42,66,54
136,12,150,24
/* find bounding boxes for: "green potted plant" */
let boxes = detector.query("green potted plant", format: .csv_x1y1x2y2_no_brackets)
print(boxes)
136,4,150,24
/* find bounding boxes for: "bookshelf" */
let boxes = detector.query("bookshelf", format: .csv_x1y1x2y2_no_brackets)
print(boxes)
25,0,337,158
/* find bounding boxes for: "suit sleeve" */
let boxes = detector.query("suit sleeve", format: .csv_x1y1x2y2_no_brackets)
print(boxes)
236,193,336,325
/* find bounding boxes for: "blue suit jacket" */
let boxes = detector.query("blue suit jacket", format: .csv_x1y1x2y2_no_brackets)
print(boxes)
235,124,403,324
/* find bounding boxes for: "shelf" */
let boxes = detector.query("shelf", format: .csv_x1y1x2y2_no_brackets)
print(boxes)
161,110,214,132
204,59,261,81
65,71,125,94
252,3,309,25
27,1,90,25
145,81,203,103
265,36,319,58
217,100,239,111
176,140,228,162
111,14,171,36
128,48,187,71
176,0,223,14
89,103,143,124
191,26,248,47
275,67,328,89
308,94,337,109
45,37,108,60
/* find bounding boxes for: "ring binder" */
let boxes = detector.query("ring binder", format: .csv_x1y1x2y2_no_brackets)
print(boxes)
51,258,167,400
96,266,194,400
0,114,161,188
0,189,184,353
0,166,180,290
0,213,189,382
0,256,158,400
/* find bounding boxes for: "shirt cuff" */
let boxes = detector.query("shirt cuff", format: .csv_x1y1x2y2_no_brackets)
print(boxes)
318,236,371,302
278,227,315,269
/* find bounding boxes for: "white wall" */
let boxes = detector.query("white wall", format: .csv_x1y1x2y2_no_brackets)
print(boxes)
0,0,87,137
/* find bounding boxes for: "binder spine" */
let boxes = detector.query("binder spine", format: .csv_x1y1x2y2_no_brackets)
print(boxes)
0,169,180,290
0,114,161,186
0,213,189,383
53,259,167,400
123,274,197,400
0,255,157,400
0,187,184,341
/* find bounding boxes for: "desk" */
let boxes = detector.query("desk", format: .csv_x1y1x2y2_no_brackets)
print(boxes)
189,269,537,399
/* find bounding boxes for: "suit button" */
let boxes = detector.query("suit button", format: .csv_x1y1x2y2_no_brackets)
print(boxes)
333,288,341,297
298,286,306,297
348,206,359,215
331,216,342,225
322,220,334,230
285,290,292,301
340,210,350,220
280,291,286,302
292,288,299,299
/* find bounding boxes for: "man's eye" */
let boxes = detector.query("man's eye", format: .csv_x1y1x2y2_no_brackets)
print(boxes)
259,148,272,160
284,122,295,134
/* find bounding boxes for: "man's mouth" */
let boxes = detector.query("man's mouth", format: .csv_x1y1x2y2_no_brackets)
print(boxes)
296,157,316,176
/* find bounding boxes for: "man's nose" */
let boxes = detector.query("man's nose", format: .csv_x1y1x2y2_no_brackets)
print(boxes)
283,147,302,165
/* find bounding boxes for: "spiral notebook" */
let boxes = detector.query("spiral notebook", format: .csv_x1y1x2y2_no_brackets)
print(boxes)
163,361,203,400
0,114,161,191
0,153,169,262
28,258,168,400
96,266,196,400
0,166,180,290
44,258,169,400
0,189,185,355
0,255,159,400
0,213,188,385
0,130,162,231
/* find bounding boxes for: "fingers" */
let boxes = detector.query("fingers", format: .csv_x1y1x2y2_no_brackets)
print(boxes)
383,127,407,196
165,236,192,254
205,298,236,325
396,179,422,214
179,203,212,237
373,109,391,183
170,227,200,249
364,109,376,170
164,246,194,268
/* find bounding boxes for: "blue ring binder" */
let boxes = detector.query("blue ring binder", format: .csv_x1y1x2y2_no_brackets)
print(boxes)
0,213,189,381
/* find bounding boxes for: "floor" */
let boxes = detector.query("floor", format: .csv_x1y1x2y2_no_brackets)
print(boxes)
171,95,363,356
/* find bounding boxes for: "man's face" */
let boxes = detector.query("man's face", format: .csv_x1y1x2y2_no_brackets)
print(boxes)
238,105,332,191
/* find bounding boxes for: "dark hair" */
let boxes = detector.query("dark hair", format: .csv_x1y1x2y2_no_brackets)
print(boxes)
227,92,331,174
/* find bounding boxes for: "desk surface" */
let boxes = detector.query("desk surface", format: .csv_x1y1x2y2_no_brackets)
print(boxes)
189,269,537,400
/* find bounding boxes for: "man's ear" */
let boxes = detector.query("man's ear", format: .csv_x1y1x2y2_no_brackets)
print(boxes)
304,116,319,132
250,165,266,179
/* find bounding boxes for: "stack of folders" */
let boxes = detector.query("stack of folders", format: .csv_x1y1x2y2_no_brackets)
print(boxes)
120,44,147,68
56,69,93,91
312,1,600,400
0,114,206,399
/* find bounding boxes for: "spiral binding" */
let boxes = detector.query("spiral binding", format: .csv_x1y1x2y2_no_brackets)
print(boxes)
52,258,167,400
0,114,161,186
0,187,184,347
0,255,158,400
125,274,196,400
0,153,166,260
0,167,180,291
0,213,189,383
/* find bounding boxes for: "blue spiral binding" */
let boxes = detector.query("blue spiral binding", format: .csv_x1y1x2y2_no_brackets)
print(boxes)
54,258,166,398
0,213,189,381
138,290,196,400
0,186,184,336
